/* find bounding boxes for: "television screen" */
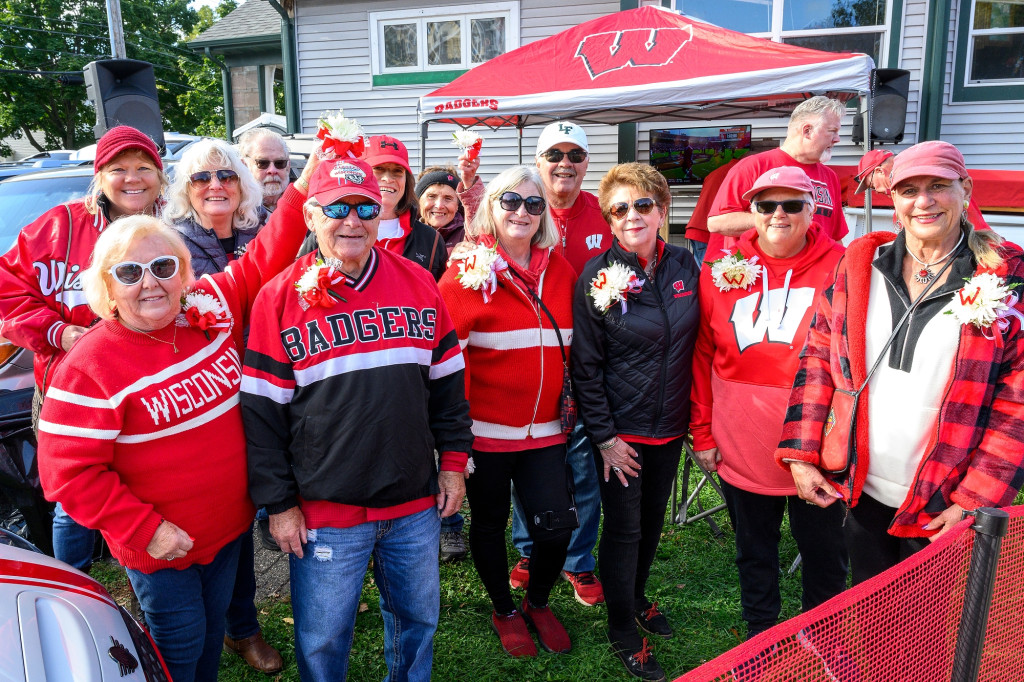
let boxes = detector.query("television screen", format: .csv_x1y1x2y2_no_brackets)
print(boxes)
649,125,752,185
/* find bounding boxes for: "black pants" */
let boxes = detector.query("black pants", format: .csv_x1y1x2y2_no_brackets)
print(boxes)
720,478,849,638
845,493,930,586
596,437,683,635
466,444,574,614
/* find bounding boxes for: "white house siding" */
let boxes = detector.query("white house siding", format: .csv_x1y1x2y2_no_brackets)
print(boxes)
938,0,1024,170
293,0,619,195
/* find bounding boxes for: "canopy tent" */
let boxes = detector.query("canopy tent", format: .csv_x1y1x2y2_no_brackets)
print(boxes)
417,5,874,166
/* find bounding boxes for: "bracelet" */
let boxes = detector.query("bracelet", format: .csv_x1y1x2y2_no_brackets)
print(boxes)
597,437,618,450
295,177,309,192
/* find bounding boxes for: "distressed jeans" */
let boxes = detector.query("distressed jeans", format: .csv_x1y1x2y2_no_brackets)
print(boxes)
290,507,441,682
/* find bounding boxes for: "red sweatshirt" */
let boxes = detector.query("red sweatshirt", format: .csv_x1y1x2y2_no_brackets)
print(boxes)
549,191,613,278
690,226,844,495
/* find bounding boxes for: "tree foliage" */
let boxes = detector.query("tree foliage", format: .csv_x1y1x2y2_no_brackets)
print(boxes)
0,0,234,155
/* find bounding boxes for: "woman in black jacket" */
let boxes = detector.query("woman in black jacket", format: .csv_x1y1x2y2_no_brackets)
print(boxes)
572,163,699,682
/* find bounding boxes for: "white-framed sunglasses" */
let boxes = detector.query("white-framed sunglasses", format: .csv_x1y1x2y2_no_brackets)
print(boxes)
109,255,180,286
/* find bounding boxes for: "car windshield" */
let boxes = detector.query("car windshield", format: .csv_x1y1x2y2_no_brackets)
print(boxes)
0,173,92,253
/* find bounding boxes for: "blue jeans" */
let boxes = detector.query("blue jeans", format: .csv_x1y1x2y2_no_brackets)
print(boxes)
126,534,243,682
290,507,441,682
52,501,97,571
440,511,464,533
688,238,709,267
512,420,600,573
224,523,260,640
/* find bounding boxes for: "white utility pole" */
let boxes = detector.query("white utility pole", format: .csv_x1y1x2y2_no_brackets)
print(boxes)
106,0,126,59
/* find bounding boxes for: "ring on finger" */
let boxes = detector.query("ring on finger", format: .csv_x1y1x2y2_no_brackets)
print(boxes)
612,466,622,473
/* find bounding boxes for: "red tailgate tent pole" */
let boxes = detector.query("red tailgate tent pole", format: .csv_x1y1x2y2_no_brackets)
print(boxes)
417,5,873,168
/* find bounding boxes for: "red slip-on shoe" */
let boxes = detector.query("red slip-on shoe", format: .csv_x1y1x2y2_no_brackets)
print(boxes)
521,598,571,654
490,610,537,657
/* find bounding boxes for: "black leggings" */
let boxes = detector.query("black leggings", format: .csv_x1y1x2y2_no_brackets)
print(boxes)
845,493,929,585
466,444,575,615
596,437,683,634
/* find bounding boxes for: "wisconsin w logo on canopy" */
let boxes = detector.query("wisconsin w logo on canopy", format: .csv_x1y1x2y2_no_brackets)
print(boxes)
574,26,693,80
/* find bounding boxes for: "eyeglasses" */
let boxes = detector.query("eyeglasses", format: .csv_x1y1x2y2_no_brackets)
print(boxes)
499,192,547,216
321,201,382,220
540,148,588,164
189,169,240,187
253,159,289,170
754,200,810,215
109,256,180,286
608,197,657,220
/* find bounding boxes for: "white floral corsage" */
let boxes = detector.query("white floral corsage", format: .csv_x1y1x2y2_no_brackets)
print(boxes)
177,291,231,339
294,259,348,310
589,262,645,314
451,130,483,161
316,110,365,158
945,273,1023,337
233,243,247,259
709,251,760,291
453,244,507,303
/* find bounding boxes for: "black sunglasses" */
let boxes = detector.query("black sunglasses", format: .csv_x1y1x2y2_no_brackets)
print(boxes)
189,169,239,187
754,199,810,215
321,201,382,220
253,158,289,170
540,148,588,164
608,197,657,220
499,192,546,216
109,256,180,286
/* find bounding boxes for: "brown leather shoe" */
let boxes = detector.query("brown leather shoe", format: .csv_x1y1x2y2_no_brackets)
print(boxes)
223,632,283,674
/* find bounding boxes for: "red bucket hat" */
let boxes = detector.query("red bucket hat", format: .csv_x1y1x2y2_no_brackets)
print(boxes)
94,126,163,173
308,158,383,207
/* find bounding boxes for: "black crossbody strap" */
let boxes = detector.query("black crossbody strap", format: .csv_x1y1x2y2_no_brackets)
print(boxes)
507,268,567,364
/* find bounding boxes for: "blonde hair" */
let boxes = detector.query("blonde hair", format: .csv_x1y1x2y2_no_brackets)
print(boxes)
85,149,169,216
467,165,558,250
82,215,194,320
968,221,1004,269
163,138,264,230
597,163,671,225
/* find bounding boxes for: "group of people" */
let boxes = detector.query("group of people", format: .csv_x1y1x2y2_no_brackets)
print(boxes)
0,91,1021,682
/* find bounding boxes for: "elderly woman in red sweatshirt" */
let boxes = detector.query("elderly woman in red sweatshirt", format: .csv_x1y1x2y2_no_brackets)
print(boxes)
35,155,317,682
690,167,849,640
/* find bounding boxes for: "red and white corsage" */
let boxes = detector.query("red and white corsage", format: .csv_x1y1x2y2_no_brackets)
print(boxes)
294,259,348,310
589,262,644,314
945,273,1023,338
178,291,231,339
709,251,760,291
453,244,507,303
452,130,483,161
316,110,365,159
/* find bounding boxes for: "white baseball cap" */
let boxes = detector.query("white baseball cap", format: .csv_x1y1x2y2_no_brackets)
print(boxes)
536,121,589,156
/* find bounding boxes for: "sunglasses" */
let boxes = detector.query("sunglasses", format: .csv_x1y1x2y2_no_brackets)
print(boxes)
109,255,180,286
321,201,382,220
608,197,657,220
499,192,547,216
540,148,588,164
754,200,810,215
253,159,289,170
189,169,239,187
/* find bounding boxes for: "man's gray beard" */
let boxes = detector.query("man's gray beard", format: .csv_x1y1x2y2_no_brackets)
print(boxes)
818,148,833,164
262,180,284,197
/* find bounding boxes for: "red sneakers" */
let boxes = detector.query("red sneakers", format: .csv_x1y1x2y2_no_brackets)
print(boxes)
509,557,530,590
491,610,537,657
521,598,572,654
562,570,605,606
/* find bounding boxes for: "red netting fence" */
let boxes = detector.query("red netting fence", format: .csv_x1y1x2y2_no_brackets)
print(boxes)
676,505,1024,682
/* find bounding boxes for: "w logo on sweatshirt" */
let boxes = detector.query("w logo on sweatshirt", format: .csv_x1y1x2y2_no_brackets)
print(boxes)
585,234,603,250
730,288,816,351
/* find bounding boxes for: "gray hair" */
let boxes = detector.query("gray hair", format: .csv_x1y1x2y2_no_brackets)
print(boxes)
163,138,264,231
788,96,846,133
237,128,289,160
467,165,558,250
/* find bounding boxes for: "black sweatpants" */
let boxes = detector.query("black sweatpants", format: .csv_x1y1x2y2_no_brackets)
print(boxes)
466,444,575,615
844,493,930,586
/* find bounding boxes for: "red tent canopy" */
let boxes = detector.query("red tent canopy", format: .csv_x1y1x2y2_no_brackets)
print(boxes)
418,5,874,129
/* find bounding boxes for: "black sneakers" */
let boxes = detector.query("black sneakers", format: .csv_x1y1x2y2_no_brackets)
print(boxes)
608,632,666,681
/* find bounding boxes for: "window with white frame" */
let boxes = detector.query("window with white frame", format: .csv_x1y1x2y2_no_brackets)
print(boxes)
965,0,1024,83
676,0,889,65
370,3,520,78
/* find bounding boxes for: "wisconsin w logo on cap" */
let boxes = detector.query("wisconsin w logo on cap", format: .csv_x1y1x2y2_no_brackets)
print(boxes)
575,26,693,79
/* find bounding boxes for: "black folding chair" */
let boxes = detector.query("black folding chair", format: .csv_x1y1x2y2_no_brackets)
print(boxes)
670,440,728,537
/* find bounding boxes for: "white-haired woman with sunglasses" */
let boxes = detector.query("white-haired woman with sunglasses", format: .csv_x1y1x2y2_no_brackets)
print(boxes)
165,138,268,278
690,166,848,643
439,165,578,659
572,162,699,681
36,153,319,682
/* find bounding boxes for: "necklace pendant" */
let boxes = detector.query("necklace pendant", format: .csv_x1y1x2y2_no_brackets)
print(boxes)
913,267,935,284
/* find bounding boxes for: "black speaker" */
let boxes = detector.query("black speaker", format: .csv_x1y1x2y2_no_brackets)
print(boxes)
869,68,910,144
83,59,164,149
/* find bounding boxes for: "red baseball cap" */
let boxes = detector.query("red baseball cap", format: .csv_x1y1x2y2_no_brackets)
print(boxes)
362,135,412,175
741,166,815,202
94,125,163,173
854,149,894,194
889,140,968,189
308,158,382,206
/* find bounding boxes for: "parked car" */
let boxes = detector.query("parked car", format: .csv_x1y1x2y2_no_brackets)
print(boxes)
0,528,171,681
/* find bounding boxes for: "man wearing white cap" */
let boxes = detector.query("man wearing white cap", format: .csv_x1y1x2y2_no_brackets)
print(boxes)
508,121,610,607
